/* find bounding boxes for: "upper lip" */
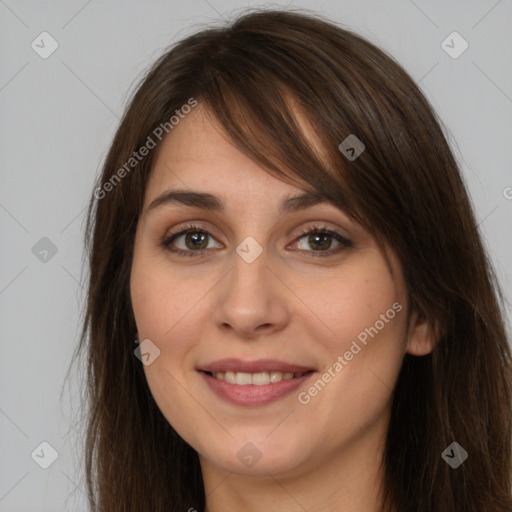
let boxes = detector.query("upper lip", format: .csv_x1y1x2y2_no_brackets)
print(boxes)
198,358,316,374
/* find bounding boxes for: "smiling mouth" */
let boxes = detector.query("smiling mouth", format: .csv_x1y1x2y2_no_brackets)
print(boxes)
203,370,313,385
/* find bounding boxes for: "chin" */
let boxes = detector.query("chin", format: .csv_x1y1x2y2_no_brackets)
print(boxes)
198,434,311,477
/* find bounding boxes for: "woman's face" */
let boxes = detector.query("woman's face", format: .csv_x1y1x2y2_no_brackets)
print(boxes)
130,105,432,480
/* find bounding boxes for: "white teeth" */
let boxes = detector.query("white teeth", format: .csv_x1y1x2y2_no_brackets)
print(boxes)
235,372,253,385
269,371,283,382
211,371,305,385
252,372,270,385
224,371,236,384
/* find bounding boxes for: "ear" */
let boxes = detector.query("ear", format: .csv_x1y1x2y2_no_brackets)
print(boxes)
405,310,438,356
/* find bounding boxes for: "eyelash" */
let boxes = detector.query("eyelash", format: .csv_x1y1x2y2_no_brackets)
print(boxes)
160,223,353,259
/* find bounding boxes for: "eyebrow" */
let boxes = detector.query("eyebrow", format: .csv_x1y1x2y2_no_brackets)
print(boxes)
144,188,332,215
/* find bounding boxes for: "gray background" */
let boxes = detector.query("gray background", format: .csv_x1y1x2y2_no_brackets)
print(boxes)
1,0,511,510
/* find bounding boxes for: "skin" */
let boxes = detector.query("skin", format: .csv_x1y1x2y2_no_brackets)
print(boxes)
130,104,435,512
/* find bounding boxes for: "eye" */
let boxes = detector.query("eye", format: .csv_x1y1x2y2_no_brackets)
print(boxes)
291,225,352,257
161,224,222,258
161,223,352,258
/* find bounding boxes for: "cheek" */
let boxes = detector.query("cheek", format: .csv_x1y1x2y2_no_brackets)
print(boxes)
130,247,208,350
130,253,208,442
293,254,407,422
296,254,406,359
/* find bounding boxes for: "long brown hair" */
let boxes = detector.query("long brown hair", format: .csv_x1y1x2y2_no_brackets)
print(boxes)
72,8,512,511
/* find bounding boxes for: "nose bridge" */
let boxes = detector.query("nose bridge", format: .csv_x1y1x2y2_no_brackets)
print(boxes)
227,243,271,308
212,241,288,337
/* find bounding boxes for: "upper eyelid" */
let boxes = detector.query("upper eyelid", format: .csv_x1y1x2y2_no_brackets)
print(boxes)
166,223,343,239
165,223,351,250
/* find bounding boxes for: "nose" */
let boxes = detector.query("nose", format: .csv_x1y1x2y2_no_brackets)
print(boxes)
211,247,291,340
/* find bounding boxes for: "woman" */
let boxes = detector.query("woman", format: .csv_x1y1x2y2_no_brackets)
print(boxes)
76,9,512,512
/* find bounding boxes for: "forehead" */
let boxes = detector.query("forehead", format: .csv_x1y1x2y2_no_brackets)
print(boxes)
145,104,314,204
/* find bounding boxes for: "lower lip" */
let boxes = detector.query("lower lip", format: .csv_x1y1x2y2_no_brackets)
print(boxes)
199,371,315,406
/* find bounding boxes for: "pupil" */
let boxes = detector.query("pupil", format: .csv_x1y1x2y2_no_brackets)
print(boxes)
186,231,207,250
310,233,330,250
